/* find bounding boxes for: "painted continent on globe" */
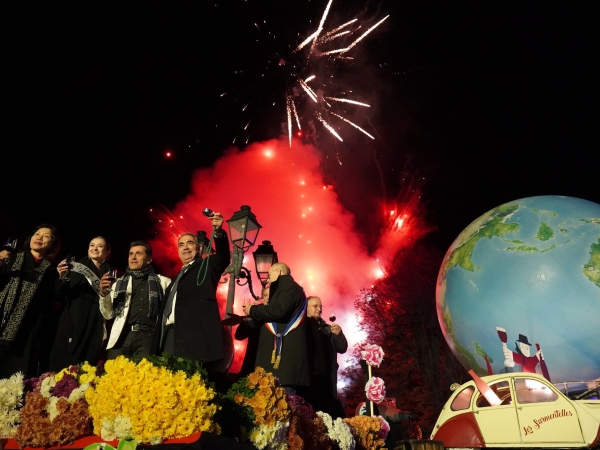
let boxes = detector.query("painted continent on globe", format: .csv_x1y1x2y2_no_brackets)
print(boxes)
437,196,600,383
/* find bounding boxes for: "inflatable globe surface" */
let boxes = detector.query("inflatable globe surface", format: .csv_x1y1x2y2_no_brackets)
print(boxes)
437,196,600,383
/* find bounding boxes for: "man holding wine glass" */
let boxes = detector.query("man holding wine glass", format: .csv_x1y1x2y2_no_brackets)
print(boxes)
304,295,348,417
154,211,230,372
98,241,171,358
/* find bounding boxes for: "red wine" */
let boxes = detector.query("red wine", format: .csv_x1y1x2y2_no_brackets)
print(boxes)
329,314,336,322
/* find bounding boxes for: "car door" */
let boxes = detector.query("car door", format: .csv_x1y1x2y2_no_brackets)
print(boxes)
514,377,584,444
474,379,522,444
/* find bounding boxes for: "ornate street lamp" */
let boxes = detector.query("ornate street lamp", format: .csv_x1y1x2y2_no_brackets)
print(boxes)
253,240,278,287
224,206,262,318
227,205,262,252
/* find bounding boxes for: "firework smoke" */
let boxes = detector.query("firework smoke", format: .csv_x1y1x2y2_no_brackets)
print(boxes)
150,138,425,372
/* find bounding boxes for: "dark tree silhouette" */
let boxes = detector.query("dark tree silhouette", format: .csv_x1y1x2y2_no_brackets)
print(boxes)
341,240,468,435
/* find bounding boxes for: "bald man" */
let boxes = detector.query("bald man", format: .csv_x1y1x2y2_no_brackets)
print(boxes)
304,296,348,417
243,263,310,394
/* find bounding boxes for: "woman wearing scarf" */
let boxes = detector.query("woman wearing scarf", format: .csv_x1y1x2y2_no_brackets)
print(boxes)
49,236,112,371
0,224,61,378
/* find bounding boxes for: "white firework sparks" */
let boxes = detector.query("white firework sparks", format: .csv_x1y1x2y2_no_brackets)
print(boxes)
284,0,388,145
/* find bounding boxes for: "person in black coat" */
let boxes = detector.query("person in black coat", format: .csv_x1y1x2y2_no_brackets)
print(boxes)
49,236,111,371
155,212,230,367
304,295,348,417
0,224,61,378
243,263,310,393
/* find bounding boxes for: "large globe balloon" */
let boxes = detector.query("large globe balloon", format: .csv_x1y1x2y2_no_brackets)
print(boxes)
436,196,600,383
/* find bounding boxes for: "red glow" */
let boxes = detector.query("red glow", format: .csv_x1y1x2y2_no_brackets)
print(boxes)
297,131,303,137
150,138,427,373
165,151,172,158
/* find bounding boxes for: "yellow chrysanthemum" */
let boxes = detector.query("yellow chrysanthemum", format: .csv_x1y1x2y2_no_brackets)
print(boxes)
86,355,218,444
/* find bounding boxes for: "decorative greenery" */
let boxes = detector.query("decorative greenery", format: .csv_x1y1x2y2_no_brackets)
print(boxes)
130,353,209,382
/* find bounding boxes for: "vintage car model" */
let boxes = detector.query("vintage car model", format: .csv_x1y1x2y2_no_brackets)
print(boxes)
430,372,600,448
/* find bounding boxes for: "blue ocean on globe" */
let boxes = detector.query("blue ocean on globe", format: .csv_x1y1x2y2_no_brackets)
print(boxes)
436,196,600,384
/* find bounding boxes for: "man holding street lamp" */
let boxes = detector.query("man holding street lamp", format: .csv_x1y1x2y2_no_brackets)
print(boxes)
242,263,310,394
154,212,230,371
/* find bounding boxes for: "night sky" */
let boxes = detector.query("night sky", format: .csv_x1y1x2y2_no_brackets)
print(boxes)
4,1,600,268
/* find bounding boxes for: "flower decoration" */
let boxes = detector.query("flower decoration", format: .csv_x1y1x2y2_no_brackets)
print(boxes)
85,355,218,444
10,363,104,447
226,367,290,428
0,372,24,438
286,395,337,450
343,416,387,450
377,416,390,441
222,367,292,448
317,411,356,450
361,344,384,368
15,392,92,447
365,377,386,404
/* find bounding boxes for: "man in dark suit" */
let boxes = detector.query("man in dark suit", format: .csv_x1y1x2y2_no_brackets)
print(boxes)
242,263,310,394
304,295,348,417
156,212,230,370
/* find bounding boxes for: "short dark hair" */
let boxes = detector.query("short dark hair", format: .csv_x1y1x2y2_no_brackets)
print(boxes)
129,240,152,257
23,223,61,262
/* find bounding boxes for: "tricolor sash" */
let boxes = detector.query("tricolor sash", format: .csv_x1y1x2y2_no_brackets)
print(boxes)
70,262,102,297
264,297,307,369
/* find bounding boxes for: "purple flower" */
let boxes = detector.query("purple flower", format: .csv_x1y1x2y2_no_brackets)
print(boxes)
69,365,81,374
53,374,79,398
96,361,105,376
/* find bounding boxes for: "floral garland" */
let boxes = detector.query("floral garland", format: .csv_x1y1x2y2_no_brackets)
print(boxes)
0,372,24,438
85,355,218,445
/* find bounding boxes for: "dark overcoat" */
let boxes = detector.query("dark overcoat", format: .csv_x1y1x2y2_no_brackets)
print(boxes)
49,257,109,370
155,233,230,363
249,274,310,387
0,251,59,378
307,317,348,398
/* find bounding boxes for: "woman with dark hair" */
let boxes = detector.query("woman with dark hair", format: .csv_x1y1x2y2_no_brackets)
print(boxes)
50,236,112,370
0,224,61,378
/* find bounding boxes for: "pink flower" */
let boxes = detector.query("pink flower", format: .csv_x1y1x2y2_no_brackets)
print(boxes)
365,377,386,403
378,416,390,439
361,344,384,367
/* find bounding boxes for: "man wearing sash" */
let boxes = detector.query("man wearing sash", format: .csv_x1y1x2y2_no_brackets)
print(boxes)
99,241,170,358
243,262,310,394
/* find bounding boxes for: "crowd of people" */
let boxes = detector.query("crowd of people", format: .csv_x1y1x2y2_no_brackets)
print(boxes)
0,215,348,418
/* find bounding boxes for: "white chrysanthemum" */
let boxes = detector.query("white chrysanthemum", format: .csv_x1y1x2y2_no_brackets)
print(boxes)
113,415,134,440
40,376,56,398
249,421,289,450
48,397,61,421
68,383,90,402
0,372,25,438
101,418,117,441
317,412,355,450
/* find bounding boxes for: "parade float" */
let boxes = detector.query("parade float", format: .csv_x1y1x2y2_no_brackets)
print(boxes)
1,352,394,450
432,196,600,449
